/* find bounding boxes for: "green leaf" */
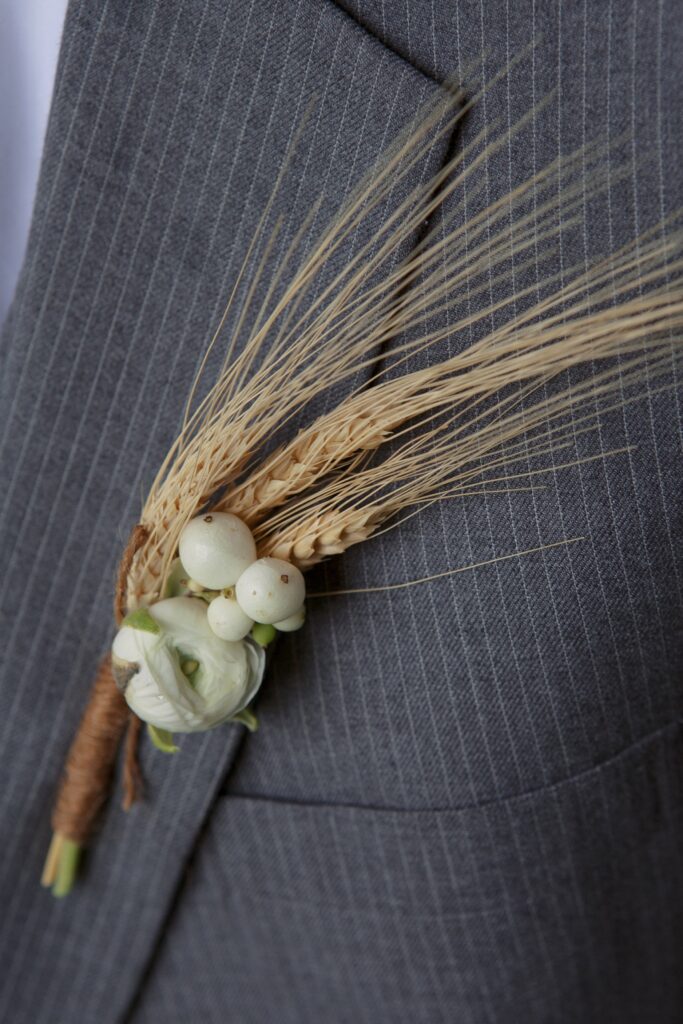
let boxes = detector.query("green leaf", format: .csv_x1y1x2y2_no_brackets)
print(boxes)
147,724,179,754
231,707,259,732
251,622,277,647
122,607,160,634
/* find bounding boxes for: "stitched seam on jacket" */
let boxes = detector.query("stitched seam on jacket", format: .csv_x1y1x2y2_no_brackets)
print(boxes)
226,716,683,816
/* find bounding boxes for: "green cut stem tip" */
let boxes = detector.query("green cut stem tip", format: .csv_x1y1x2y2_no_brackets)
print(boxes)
52,839,82,899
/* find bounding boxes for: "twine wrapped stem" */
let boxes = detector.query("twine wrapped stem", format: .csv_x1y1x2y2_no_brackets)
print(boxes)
41,525,148,896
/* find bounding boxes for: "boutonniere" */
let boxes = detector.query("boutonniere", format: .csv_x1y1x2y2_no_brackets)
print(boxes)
41,73,683,896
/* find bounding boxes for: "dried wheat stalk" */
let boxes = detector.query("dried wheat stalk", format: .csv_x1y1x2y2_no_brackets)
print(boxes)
131,224,683,593
125,70,683,604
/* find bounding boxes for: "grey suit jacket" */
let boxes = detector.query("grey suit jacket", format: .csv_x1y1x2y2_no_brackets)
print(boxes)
0,2,682,1021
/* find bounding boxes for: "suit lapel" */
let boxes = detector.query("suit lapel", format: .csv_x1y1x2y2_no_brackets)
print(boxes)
0,1,448,1018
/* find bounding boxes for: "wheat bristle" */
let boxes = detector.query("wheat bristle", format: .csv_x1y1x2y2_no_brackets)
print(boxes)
124,54,683,604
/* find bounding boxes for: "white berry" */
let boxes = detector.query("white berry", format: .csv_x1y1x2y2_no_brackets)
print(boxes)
236,557,305,624
178,512,257,589
274,606,306,632
207,593,254,641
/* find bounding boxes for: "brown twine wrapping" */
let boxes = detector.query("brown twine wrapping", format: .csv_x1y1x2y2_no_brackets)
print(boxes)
51,655,132,842
51,524,149,845
122,713,143,811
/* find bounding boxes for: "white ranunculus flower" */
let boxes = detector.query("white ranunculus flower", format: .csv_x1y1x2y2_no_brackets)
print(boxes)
112,597,265,733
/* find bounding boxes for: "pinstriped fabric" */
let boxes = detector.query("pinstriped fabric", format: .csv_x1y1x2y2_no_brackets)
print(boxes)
0,2,446,1021
130,2,682,1022
134,723,683,1023
0,2,682,1023
229,0,683,807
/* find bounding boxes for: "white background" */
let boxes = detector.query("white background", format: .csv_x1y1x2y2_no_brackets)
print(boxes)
0,0,69,325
